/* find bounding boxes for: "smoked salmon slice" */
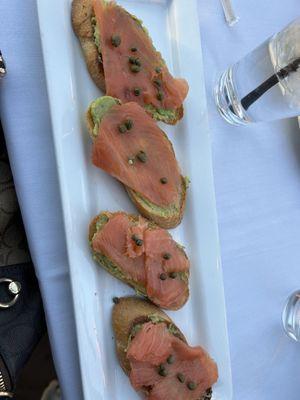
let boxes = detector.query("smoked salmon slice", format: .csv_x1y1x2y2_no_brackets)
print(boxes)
144,228,189,309
92,0,189,122
90,212,190,309
92,102,182,207
127,322,218,400
91,212,146,284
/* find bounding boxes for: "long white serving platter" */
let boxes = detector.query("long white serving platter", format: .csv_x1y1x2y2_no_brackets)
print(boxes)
37,0,232,398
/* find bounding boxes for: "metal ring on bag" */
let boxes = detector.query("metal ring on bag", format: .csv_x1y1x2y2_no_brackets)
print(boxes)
0,279,21,309
0,391,14,398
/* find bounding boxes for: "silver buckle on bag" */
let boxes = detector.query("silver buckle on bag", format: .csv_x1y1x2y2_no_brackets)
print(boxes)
0,279,22,309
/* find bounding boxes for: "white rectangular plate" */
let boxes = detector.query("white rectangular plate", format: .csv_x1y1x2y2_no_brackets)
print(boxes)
37,0,232,399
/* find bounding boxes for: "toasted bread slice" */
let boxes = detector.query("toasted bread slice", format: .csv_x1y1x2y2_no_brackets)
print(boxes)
71,0,184,125
71,0,106,91
86,97,187,229
112,296,213,400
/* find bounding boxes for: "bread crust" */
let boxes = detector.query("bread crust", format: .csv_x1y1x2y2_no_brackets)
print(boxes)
71,0,106,91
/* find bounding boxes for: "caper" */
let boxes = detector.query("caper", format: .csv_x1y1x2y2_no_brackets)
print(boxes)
163,253,171,260
187,381,197,391
111,35,121,47
118,124,127,133
137,151,147,163
130,64,141,73
125,119,133,130
133,87,141,96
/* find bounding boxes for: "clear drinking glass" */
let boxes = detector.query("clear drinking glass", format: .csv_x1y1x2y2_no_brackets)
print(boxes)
215,18,300,125
282,290,300,342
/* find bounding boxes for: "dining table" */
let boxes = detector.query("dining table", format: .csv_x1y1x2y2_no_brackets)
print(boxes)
0,0,300,399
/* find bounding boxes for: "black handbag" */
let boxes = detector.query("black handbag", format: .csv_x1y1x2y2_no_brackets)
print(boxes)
0,117,46,398
0,263,46,398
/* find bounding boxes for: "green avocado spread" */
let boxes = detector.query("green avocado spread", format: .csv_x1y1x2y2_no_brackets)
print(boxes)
130,189,179,219
95,213,109,231
93,252,146,295
131,14,149,36
91,17,101,54
93,253,126,282
89,96,120,137
148,314,168,325
144,105,177,123
184,176,191,189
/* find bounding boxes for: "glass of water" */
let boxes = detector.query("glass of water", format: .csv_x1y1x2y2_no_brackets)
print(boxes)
215,18,300,125
282,290,300,342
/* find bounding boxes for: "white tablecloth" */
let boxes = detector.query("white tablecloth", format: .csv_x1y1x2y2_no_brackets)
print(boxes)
1,0,300,399
199,1,300,399
0,2,83,399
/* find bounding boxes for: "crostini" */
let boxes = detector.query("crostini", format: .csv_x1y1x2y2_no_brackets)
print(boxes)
89,212,190,310
72,0,189,125
112,297,218,400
